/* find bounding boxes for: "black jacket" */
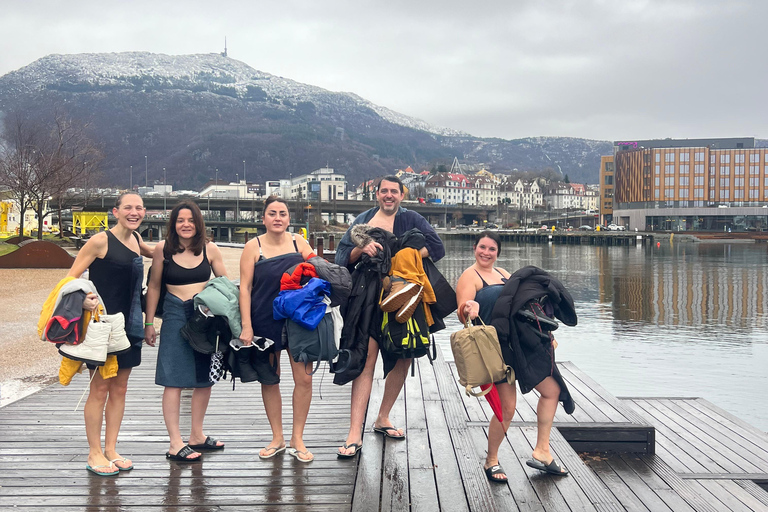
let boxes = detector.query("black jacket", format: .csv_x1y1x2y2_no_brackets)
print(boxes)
490,265,577,414
333,228,396,385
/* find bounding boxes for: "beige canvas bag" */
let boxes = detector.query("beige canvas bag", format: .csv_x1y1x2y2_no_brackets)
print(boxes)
450,318,513,397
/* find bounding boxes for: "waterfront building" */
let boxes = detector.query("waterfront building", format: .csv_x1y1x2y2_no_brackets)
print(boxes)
602,137,768,231
498,179,543,209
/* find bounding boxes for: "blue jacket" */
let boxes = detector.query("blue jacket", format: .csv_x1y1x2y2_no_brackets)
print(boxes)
335,206,445,267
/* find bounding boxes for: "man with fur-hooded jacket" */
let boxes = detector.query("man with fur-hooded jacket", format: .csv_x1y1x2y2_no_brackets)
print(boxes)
335,175,444,458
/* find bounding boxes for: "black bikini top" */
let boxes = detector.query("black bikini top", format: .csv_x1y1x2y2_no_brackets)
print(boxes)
165,244,212,286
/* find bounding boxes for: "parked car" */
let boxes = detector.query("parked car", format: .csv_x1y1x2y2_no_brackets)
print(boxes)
578,225,594,231
607,224,626,231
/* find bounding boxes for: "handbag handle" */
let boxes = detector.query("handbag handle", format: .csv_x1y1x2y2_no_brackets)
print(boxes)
462,317,503,397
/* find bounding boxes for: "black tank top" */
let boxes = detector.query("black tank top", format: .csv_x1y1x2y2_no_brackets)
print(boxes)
165,244,212,286
89,231,139,318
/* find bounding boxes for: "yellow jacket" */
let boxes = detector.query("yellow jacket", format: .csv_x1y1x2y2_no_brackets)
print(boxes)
389,247,436,325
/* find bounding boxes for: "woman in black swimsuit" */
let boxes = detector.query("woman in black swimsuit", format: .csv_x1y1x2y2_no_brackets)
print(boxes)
67,192,152,476
144,200,228,462
455,231,516,484
238,196,317,463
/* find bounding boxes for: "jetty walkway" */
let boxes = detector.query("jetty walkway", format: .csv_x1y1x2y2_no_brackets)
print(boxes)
1,347,767,511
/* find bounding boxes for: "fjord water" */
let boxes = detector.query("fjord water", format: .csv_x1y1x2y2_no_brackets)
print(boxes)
434,238,768,431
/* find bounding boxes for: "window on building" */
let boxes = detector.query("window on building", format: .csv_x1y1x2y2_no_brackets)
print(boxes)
694,189,703,198
680,177,689,186
680,164,689,174
655,189,660,199
680,189,689,198
694,176,704,186
695,152,705,161
735,190,744,199
655,153,661,163
750,177,759,187
735,177,744,187
665,188,674,198
655,177,660,186
710,166,715,174
710,178,716,187
693,200,704,207
695,164,704,174
720,167,730,176
655,165,660,174
750,190,759,199
604,175,613,185
765,177,768,187
665,177,674,186
665,165,674,174
720,154,731,163
735,154,745,163
680,153,690,162
751,166,759,175
720,178,730,187
750,154,760,163
735,166,744,175
720,190,730,199
711,155,716,164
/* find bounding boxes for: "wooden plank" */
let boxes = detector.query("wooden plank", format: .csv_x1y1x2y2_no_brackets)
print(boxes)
618,454,697,512
736,480,768,508
687,479,756,512
423,400,471,512
652,399,766,474
560,362,636,423
465,425,525,512
603,455,674,511
718,480,768,511
351,375,384,512
637,454,720,512
584,456,652,512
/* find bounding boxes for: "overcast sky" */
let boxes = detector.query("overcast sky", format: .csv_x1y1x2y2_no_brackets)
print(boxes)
1,0,766,141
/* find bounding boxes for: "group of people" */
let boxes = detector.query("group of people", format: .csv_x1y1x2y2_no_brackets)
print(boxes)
59,175,572,484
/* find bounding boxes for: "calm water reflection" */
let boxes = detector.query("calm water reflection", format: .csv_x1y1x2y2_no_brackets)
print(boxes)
434,238,768,431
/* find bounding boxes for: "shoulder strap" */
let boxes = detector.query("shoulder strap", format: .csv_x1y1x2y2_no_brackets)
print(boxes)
256,236,264,259
292,233,299,253
474,269,489,287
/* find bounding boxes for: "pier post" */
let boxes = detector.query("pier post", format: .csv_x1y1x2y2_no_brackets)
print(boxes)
316,237,324,259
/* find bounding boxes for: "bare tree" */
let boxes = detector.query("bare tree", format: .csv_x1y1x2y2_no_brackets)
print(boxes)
0,110,103,239
0,114,39,238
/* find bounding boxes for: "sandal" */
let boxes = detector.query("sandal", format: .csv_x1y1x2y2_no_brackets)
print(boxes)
166,445,202,462
373,425,405,439
484,464,508,483
258,444,286,460
337,442,362,459
86,463,119,477
287,447,314,463
189,436,225,451
526,457,569,476
109,457,133,471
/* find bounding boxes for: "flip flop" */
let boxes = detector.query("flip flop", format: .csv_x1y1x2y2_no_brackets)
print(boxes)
166,445,202,462
373,425,406,439
189,436,225,451
526,457,569,476
258,445,286,460
109,457,134,471
337,442,362,459
484,464,508,483
86,464,119,477
287,447,314,463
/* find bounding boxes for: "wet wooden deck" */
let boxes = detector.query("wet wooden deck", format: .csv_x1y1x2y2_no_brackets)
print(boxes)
1,346,767,510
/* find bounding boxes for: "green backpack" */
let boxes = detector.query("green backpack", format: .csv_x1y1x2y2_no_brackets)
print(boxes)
380,303,436,364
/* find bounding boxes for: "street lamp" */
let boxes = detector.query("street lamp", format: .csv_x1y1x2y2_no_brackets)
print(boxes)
163,167,167,215
130,165,133,190
235,173,239,222
145,155,148,188
243,160,246,190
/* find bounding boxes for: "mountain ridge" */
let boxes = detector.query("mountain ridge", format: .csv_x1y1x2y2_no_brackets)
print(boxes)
0,51,612,189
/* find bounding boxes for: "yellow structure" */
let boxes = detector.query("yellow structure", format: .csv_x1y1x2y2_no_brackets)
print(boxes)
0,201,11,235
73,212,108,234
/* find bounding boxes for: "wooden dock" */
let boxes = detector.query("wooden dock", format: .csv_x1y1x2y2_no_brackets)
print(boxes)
1,346,767,510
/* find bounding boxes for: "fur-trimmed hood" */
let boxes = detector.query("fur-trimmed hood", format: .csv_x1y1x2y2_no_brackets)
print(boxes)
350,223,372,248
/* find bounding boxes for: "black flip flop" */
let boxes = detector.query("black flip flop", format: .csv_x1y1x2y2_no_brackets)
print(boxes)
484,464,508,483
166,445,202,462
373,425,405,439
189,436,225,451
337,442,362,459
526,457,569,476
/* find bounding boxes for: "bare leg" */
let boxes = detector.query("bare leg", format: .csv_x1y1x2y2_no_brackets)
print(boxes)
485,382,516,480
338,337,378,455
188,386,217,447
84,370,112,470
374,357,410,436
287,349,313,457
532,376,560,464
103,368,132,468
162,386,196,458
260,351,285,457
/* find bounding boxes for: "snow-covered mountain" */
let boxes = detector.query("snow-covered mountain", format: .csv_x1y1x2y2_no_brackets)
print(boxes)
0,52,611,188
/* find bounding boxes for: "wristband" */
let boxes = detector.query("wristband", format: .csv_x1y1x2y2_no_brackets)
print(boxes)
144,322,154,326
